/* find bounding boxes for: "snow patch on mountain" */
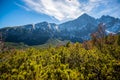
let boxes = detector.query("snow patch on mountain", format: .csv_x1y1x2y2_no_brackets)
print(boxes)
105,30,116,34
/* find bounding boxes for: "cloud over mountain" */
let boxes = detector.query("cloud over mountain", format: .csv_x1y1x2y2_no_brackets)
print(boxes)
22,0,120,21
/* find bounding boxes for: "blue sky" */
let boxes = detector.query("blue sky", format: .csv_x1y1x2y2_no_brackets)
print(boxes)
0,0,120,28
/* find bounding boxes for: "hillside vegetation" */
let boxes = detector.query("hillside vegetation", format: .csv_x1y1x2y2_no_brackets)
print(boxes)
0,33,120,80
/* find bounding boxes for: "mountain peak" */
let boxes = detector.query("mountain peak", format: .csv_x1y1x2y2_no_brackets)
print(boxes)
81,13,89,17
98,15,116,23
74,13,96,25
80,13,90,18
101,15,113,19
77,13,94,20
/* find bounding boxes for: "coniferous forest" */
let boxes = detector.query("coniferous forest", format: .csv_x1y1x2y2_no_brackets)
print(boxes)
0,28,120,80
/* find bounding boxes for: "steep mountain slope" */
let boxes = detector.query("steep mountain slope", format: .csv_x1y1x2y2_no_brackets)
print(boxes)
0,22,58,45
59,13,97,41
0,13,120,45
97,15,120,33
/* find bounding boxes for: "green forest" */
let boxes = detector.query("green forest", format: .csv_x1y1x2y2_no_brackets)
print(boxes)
0,33,120,80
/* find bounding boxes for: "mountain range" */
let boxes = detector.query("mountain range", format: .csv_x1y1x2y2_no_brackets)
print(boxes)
0,13,120,45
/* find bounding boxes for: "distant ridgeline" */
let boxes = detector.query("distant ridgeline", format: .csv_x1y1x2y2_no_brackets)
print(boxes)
0,13,120,45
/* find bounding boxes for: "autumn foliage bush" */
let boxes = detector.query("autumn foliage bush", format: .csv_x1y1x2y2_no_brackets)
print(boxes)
0,39,120,80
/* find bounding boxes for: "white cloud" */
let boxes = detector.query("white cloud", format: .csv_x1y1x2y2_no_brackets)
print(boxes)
22,0,120,21
15,2,30,11
23,0,83,21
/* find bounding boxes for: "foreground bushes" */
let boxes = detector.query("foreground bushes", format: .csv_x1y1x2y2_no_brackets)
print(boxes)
0,42,120,80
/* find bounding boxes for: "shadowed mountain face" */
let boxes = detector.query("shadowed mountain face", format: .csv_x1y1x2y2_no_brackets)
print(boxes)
0,13,120,45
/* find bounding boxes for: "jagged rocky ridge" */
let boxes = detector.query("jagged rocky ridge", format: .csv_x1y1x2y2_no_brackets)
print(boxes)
0,13,120,45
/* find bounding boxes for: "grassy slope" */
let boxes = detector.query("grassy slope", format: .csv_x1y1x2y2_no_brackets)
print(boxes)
4,39,70,49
